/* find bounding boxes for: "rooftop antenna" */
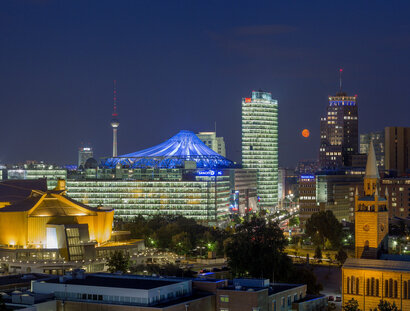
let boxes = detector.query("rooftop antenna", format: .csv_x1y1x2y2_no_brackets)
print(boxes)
339,68,343,93
112,80,118,118
110,80,120,157
214,121,217,134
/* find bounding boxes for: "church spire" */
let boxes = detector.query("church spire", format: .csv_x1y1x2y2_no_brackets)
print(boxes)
363,140,380,196
365,140,379,179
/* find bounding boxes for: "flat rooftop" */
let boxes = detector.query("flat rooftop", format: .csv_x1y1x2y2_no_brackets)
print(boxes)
344,258,410,272
219,282,303,294
296,294,326,303
270,283,303,294
46,274,184,290
0,274,50,286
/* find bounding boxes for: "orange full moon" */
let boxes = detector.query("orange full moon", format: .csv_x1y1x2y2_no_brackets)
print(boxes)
302,129,310,138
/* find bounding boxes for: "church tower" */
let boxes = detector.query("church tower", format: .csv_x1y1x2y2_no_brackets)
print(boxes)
354,141,388,259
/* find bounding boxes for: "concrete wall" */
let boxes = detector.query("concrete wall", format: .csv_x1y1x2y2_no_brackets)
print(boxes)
55,295,215,311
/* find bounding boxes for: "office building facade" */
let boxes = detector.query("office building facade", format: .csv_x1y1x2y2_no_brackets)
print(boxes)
298,174,318,228
67,171,231,223
242,90,279,209
197,132,226,157
381,177,410,218
316,172,363,222
78,147,93,168
7,162,67,189
385,127,410,176
360,131,385,169
228,168,257,215
319,93,358,168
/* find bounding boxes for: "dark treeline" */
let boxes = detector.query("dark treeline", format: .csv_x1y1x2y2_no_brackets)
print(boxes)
115,215,323,294
114,215,228,257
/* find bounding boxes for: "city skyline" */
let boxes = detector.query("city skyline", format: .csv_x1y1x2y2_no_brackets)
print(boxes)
1,1,410,167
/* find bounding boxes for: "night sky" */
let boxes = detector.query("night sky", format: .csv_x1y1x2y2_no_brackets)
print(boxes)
1,1,410,167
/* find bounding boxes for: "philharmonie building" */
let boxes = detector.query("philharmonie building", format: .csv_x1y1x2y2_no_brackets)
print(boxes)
64,130,257,224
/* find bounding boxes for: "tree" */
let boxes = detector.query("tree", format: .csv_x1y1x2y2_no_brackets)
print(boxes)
314,246,322,263
171,232,192,255
377,300,399,311
305,211,343,249
335,248,348,267
287,265,323,295
130,263,195,278
390,219,408,238
289,216,300,227
107,250,130,273
343,298,361,311
225,216,291,281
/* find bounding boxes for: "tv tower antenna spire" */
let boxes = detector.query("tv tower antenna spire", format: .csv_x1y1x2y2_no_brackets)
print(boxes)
339,68,343,93
112,79,118,117
110,80,120,157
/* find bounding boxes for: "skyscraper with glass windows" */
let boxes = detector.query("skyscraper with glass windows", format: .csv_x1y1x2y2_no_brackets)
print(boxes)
319,93,358,168
360,131,385,169
197,132,226,157
242,90,278,209
78,147,93,168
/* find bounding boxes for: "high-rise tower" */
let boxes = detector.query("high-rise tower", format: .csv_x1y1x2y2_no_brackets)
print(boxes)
78,146,93,167
319,69,358,168
110,80,119,157
242,90,278,209
385,126,410,176
197,132,226,157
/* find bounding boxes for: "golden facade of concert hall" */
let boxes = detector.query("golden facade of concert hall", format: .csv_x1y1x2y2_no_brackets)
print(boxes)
0,180,113,248
342,142,410,310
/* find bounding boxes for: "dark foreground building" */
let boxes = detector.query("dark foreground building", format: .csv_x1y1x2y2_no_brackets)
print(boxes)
0,271,327,311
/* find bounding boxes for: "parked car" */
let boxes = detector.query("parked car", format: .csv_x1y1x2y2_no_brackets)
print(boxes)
335,296,342,302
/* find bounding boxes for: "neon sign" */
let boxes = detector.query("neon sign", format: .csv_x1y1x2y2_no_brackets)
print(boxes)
197,170,223,176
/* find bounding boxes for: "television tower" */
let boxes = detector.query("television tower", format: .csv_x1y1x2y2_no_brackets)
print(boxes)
110,80,119,157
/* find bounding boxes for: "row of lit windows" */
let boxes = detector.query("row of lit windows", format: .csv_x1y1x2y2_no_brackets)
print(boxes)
67,186,229,192
346,276,410,299
325,152,341,156
300,196,315,200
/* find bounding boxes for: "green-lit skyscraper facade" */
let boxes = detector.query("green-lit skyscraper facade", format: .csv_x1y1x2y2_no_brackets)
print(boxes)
242,90,278,209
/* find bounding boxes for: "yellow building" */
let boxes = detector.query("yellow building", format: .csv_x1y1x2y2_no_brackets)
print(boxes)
343,141,410,310
354,140,389,259
343,258,410,310
0,179,114,260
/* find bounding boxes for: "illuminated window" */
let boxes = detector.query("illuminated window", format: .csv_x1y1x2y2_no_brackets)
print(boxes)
220,295,229,303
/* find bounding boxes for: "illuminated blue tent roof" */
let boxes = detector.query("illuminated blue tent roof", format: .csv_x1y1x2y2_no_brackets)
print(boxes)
102,130,234,169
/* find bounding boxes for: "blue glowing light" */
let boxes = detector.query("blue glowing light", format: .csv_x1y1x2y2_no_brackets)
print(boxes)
102,130,234,169
197,170,223,176
300,175,315,179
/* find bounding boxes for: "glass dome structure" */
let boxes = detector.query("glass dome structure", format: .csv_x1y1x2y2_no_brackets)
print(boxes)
102,130,234,169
